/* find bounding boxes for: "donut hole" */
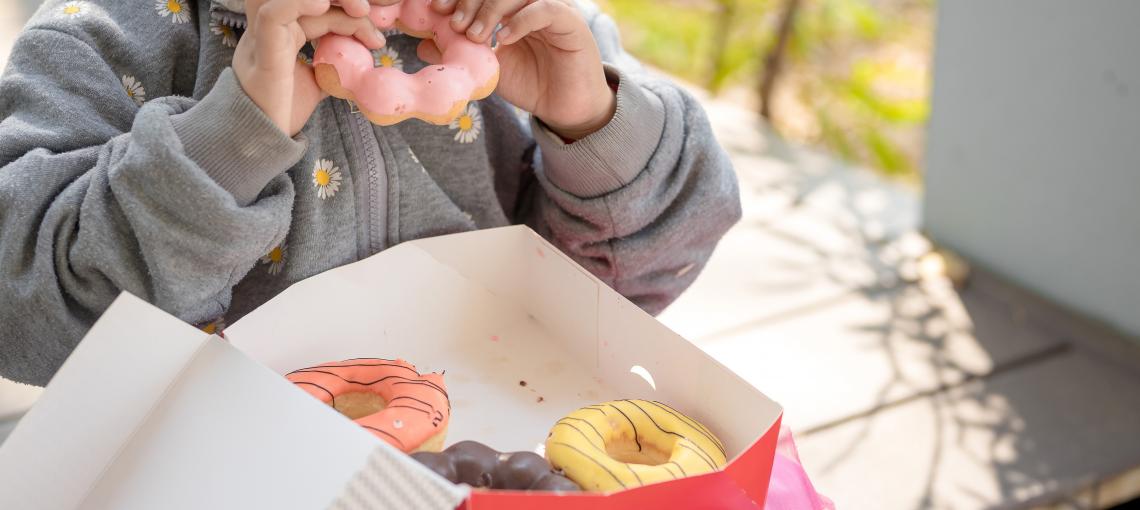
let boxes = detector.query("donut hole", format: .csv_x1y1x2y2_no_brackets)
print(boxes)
606,434,673,466
332,391,387,419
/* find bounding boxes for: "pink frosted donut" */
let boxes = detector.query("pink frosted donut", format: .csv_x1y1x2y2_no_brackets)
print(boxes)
314,0,500,126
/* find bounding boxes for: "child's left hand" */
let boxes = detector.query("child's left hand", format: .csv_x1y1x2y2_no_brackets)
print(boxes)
422,0,617,140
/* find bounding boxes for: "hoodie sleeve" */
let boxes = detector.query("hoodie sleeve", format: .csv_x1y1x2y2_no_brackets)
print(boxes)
514,1,741,315
0,4,304,385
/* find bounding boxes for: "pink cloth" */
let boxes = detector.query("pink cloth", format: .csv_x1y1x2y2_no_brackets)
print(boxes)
765,426,835,510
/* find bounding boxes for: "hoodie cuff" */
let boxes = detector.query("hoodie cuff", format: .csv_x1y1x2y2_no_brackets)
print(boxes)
532,64,666,198
170,68,307,206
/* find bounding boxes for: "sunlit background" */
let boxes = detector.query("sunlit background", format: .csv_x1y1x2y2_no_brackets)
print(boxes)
2,0,935,182
2,2,1140,509
601,0,932,181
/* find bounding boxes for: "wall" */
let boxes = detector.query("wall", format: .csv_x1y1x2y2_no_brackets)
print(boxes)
0,1,39,68
924,1,1140,339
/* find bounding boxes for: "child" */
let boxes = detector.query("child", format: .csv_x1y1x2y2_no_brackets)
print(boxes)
0,0,740,386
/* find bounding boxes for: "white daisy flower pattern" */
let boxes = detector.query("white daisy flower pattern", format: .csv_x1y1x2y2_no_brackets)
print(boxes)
372,47,403,70
61,1,87,16
260,243,288,275
210,18,238,48
122,75,146,106
156,0,191,24
312,159,343,200
450,103,483,144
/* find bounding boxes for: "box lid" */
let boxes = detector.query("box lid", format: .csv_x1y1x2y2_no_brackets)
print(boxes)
0,294,467,510
1,226,781,509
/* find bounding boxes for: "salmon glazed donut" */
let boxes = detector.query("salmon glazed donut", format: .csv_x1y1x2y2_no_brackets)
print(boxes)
545,400,728,492
314,0,500,126
286,358,450,453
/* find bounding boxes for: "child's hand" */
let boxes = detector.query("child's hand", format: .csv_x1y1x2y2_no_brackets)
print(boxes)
234,0,392,136
425,0,617,140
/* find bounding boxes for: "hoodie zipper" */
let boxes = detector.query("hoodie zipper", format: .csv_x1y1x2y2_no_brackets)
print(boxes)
215,4,388,257
340,100,388,257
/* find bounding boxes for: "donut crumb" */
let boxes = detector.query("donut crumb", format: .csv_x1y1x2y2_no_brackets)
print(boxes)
519,380,527,387
536,396,544,403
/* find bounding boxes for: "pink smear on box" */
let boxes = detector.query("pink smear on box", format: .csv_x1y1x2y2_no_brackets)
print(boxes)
766,425,836,510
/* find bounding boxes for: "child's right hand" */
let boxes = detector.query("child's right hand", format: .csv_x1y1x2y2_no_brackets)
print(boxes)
234,0,391,136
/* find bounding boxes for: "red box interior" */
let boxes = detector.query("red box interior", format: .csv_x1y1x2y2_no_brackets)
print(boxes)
458,414,782,510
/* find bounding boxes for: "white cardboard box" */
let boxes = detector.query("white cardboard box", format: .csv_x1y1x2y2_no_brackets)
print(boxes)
0,226,782,509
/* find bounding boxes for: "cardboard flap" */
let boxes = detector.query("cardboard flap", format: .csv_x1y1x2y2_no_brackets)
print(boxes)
229,226,781,456
411,227,601,370
2,227,782,509
416,226,782,455
0,293,466,510
224,237,529,375
409,225,536,307
80,336,465,509
224,235,612,454
0,294,210,509
595,289,782,458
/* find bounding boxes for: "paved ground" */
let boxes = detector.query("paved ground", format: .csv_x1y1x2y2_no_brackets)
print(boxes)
3,2,1140,508
664,85,1140,510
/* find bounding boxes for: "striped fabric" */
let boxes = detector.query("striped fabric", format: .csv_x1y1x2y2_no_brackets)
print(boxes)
329,444,469,510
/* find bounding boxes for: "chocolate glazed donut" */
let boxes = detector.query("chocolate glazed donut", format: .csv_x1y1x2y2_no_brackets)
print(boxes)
412,441,580,492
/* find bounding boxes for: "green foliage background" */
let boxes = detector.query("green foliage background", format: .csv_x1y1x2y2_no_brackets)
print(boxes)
599,0,934,180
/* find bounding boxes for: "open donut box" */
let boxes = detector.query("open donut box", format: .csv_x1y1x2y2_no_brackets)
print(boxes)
0,226,782,509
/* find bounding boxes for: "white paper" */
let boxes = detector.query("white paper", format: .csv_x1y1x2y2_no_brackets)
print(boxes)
226,237,614,454
228,226,781,457
0,294,464,510
1,225,782,510
0,294,210,510
81,339,388,509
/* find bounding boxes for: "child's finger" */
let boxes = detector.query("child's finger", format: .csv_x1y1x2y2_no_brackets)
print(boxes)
294,59,328,109
416,39,444,65
253,0,332,67
330,0,398,18
468,0,526,43
337,0,372,18
496,0,574,46
430,0,458,14
254,0,331,30
298,8,386,49
448,0,482,33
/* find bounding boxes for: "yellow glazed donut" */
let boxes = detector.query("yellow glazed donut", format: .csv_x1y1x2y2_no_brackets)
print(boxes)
545,400,728,492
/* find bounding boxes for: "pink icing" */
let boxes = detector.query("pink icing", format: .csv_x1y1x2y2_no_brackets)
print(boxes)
314,0,500,121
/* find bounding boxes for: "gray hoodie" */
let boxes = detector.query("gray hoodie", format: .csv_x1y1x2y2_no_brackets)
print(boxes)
0,0,741,386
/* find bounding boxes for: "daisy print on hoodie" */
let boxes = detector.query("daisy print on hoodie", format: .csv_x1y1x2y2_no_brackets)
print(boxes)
450,103,483,144
61,1,87,16
121,75,146,106
312,159,343,200
156,0,191,24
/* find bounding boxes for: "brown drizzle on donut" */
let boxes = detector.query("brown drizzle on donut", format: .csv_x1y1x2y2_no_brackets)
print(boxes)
285,358,449,452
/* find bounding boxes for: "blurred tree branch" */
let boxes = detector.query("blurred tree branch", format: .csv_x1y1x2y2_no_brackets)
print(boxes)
759,0,801,119
601,0,930,180
708,0,738,93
